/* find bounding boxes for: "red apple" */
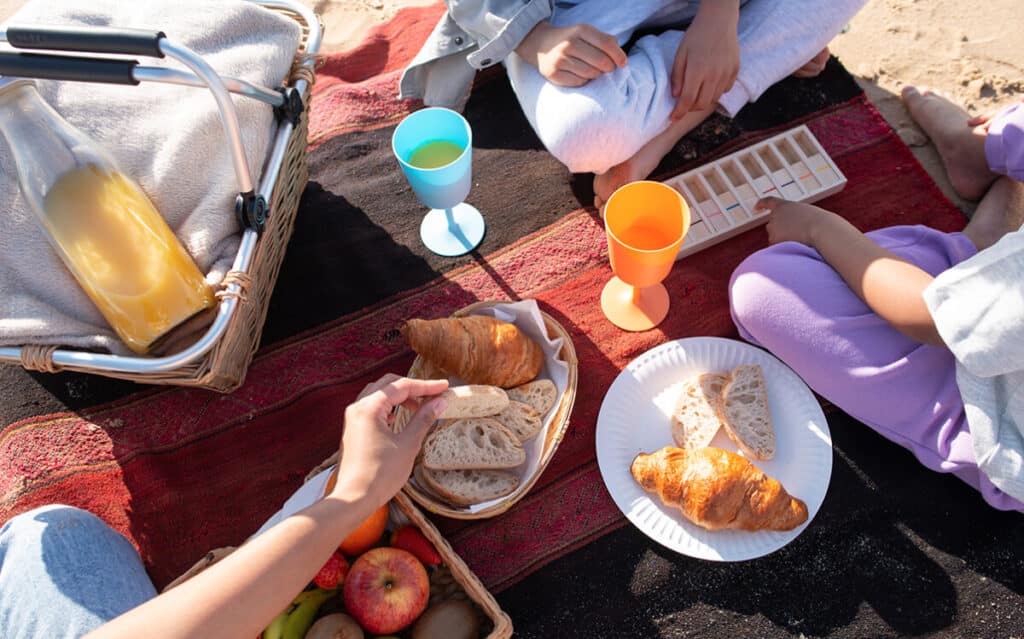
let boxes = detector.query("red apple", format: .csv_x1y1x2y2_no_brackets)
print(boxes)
343,547,429,634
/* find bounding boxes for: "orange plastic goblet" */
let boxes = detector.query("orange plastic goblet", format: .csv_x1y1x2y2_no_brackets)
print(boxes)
601,181,690,331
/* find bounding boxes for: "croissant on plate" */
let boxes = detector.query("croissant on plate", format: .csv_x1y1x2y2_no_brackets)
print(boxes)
630,446,807,531
400,315,544,388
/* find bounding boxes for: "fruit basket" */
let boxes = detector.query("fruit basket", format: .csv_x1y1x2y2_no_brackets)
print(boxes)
0,0,322,392
167,460,513,638
400,299,579,519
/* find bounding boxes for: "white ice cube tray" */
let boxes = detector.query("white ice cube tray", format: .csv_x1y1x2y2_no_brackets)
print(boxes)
663,124,847,259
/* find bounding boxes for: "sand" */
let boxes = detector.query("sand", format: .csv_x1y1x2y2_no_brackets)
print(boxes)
0,0,1020,207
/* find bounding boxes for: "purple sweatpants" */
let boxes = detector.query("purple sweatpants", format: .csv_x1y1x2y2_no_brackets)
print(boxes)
986,103,1024,180
729,225,1023,512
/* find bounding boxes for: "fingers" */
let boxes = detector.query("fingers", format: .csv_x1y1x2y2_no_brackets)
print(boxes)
672,75,699,121
967,114,991,127
578,25,627,69
755,196,785,212
558,53,608,81
694,80,718,112
545,26,625,87
565,38,619,75
549,69,590,87
671,48,687,98
399,396,448,445
374,377,449,409
357,373,401,400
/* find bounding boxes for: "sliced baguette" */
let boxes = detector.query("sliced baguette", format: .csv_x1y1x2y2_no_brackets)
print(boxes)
671,372,727,450
422,418,525,470
506,379,558,416
719,364,775,460
493,400,543,442
420,467,520,507
413,463,447,501
437,385,509,419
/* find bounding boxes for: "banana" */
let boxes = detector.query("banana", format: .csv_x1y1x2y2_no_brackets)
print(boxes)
281,588,337,639
262,608,291,639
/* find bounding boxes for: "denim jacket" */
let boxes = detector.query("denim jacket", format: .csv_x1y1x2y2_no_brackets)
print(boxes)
399,0,554,109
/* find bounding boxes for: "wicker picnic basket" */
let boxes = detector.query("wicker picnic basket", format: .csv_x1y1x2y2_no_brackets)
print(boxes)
0,0,322,393
167,461,513,638
401,299,579,520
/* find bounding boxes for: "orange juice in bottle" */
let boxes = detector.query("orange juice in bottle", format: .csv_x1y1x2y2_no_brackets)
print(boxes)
0,78,214,354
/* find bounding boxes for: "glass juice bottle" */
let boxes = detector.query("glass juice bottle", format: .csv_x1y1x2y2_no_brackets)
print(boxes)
0,78,215,354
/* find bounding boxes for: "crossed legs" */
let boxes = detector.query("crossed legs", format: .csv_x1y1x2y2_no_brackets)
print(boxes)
506,0,866,208
728,87,1024,511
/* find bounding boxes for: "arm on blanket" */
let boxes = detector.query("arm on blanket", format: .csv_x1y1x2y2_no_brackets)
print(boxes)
758,197,944,346
87,376,449,639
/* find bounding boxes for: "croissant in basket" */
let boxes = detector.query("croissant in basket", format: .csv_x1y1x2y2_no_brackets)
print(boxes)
401,315,544,388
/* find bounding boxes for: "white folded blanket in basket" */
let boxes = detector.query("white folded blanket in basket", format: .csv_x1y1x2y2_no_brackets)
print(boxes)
0,0,302,355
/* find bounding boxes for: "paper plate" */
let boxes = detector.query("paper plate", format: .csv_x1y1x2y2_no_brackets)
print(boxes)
595,337,832,561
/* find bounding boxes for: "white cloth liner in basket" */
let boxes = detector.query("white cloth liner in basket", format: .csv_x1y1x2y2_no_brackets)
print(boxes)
0,0,301,355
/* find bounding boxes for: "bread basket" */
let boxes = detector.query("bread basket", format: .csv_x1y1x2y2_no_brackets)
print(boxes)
399,299,579,520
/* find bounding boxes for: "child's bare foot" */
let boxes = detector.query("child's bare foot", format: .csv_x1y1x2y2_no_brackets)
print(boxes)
964,176,1024,251
593,106,715,209
594,145,666,210
901,85,997,201
793,48,830,78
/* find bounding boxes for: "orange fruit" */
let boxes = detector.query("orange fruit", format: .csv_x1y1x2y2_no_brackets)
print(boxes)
339,503,389,555
324,468,339,496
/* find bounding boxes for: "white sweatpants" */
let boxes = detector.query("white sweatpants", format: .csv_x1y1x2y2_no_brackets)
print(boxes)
506,0,867,174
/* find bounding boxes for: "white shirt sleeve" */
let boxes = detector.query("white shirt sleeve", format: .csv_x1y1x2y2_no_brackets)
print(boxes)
923,228,1024,378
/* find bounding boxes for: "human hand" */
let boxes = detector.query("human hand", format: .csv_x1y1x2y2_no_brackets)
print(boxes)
670,2,740,120
515,20,627,87
967,97,1024,132
759,197,836,247
331,374,449,502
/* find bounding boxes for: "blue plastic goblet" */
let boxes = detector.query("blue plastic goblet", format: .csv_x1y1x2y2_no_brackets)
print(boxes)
391,107,485,257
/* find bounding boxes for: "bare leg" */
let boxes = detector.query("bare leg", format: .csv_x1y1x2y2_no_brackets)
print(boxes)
901,85,998,200
963,176,1024,251
593,106,715,208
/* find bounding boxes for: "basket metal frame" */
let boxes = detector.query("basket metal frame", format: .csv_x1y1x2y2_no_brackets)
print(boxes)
0,0,322,375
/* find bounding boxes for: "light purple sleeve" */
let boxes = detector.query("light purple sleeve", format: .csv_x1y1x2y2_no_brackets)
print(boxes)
985,103,1024,181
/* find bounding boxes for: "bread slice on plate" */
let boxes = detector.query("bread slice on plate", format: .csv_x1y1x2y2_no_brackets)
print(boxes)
420,466,520,507
506,379,558,416
493,400,543,442
422,417,525,470
671,372,727,451
437,385,509,419
719,364,775,460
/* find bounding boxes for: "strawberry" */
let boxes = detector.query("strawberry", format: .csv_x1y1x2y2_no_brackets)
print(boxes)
389,525,442,566
313,551,349,589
